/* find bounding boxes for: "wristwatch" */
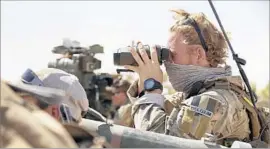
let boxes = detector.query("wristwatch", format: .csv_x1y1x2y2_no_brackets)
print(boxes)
144,78,163,92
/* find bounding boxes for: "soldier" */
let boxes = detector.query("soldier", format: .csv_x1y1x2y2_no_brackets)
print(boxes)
8,80,75,124
124,9,268,147
0,80,78,148
107,79,132,127
2,80,109,148
18,68,89,123
17,68,113,147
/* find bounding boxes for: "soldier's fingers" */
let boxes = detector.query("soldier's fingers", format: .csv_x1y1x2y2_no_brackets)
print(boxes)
130,47,144,66
124,65,139,72
137,41,143,49
151,46,159,65
139,48,151,64
137,41,151,64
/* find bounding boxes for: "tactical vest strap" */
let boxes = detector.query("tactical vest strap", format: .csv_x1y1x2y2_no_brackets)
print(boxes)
213,81,231,90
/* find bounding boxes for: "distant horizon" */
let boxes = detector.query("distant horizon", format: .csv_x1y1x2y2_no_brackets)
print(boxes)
1,1,269,90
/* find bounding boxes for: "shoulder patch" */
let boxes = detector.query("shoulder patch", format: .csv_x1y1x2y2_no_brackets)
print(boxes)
188,95,218,118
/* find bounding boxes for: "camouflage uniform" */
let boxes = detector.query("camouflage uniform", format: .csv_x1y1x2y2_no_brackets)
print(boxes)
114,103,133,127
127,76,258,146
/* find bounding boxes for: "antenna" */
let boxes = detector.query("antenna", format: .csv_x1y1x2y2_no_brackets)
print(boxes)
207,0,263,140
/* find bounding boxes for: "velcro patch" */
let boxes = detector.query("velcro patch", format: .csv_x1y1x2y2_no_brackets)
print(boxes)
188,95,217,118
189,105,213,117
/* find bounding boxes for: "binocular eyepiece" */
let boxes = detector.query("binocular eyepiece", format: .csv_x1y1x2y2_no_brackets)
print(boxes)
113,45,170,66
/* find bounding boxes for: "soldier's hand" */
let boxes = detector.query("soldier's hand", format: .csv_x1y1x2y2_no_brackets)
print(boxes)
124,41,163,93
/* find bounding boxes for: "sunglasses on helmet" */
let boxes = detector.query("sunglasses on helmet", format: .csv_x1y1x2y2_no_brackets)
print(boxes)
21,68,44,86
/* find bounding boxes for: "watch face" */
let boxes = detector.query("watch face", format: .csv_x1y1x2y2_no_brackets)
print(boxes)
145,79,155,90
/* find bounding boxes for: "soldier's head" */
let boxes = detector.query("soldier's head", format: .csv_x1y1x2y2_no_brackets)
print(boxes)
17,68,89,123
17,91,65,121
3,80,109,148
107,79,131,107
6,78,74,124
167,9,228,68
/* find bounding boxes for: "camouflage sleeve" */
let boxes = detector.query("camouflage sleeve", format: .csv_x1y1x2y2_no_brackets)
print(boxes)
133,103,167,134
127,80,167,133
176,91,228,139
114,104,133,127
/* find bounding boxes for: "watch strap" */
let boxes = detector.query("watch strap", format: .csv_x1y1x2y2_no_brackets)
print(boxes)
144,79,163,92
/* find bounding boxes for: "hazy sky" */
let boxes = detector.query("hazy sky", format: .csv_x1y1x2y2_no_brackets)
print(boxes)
1,1,269,89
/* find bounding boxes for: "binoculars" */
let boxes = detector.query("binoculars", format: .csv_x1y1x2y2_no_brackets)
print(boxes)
113,45,170,67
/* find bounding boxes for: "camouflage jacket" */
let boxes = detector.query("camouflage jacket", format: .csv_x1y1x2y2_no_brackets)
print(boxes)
113,103,133,127
127,76,252,146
